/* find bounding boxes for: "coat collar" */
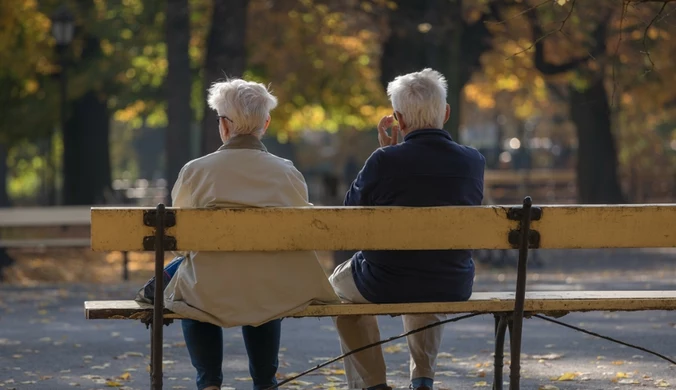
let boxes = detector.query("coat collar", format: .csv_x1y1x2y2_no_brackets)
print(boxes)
217,135,268,152
404,128,453,142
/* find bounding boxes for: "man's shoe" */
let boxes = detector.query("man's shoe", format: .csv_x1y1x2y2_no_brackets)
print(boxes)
414,387,431,390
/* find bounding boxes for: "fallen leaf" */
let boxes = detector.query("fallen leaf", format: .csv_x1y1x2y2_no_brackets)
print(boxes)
656,379,670,387
383,343,406,354
555,372,577,381
617,378,639,384
532,353,563,361
473,381,489,387
538,386,559,390
105,381,123,387
119,372,131,381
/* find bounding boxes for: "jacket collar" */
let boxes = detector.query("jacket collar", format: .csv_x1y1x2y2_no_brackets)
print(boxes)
404,128,453,142
217,134,268,152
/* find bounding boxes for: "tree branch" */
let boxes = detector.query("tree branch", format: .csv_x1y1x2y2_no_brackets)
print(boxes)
641,1,669,74
526,1,608,76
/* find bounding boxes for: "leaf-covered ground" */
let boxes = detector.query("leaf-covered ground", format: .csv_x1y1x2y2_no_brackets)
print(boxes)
1,248,675,389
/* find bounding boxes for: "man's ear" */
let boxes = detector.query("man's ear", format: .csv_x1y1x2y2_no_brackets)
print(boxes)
443,104,451,124
394,111,406,130
264,115,271,130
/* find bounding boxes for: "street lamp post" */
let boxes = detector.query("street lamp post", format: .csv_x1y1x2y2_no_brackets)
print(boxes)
49,5,74,206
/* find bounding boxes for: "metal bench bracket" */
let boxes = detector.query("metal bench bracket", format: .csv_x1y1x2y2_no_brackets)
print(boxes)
507,205,541,249
143,209,176,251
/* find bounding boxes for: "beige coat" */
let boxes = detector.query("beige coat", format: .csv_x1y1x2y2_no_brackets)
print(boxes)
163,135,339,328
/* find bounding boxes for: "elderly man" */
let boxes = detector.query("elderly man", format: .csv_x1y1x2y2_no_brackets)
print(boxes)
329,69,485,390
146,78,339,390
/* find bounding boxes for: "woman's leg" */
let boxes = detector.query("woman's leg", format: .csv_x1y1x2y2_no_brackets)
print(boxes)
182,319,223,390
242,319,282,390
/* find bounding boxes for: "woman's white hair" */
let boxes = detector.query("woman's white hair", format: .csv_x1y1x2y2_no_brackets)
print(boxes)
207,78,278,137
386,68,447,130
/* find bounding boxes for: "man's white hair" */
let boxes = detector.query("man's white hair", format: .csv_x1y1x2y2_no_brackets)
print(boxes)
386,68,448,130
207,78,278,137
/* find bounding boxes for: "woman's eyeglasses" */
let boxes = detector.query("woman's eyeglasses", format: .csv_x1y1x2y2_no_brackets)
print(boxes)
216,115,234,125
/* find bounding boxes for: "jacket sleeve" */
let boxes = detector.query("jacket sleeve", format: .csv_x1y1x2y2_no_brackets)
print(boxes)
171,166,192,208
286,165,313,206
344,149,382,206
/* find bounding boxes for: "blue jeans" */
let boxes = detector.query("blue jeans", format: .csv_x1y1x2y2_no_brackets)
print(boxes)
182,319,282,390
143,256,282,390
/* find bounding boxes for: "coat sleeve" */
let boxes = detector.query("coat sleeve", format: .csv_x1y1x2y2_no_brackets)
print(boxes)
286,165,313,206
344,149,382,206
171,166,192,208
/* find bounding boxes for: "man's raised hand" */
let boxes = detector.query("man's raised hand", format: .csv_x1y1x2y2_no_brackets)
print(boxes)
377,115,400,148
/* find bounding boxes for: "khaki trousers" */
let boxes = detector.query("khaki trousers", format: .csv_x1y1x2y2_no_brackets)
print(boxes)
329,259,446,389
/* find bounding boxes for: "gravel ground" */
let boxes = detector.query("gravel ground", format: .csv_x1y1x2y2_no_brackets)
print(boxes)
1,248,675,390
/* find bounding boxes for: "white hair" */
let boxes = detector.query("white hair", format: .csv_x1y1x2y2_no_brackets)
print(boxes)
207,78,278,137
386,68,448,130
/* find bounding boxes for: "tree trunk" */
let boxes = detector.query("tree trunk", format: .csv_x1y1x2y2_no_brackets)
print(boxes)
0,142,9,207
62,91,112,205
570,78,625,204
444,0,462,141
165,0,193,195
61,33,112,206
200,0,248,155
379,0,492,141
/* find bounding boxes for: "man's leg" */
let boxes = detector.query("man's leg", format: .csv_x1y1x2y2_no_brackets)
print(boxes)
182,319,223,390
403,314,447,389
242,319,282,390
330,260,388,389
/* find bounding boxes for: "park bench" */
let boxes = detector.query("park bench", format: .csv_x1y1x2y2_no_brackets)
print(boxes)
0,206,131,280
84,198,676,390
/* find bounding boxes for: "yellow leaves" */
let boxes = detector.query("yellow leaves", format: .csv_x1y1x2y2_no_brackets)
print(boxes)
552,372,578,381
383,343,407,354
496,75,521,92
119,372,131,380
473,381,489,387
105,380,123,387
101,39,115,56
24,79,39,94
464,84,495,109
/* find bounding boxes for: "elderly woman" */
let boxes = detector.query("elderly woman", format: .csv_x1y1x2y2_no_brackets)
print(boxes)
138,78,339,390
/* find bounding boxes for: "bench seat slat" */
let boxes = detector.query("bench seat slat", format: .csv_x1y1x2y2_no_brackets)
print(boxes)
84,291,676,320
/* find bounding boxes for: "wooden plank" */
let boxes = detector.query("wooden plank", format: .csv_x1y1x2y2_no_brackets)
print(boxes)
0,238,91,248
84,291,676,320
91,205,676,252
91,206,516,251
0,206,91,227
532,204,676,249
484,169,575,185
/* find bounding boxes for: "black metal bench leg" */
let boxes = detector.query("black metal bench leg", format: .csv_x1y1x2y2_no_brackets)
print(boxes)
509,197,534,390
122,251,129,281
151,204,166,390
493,314,509,390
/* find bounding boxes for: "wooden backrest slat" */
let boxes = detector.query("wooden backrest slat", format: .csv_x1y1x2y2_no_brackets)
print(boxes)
90,204,676,252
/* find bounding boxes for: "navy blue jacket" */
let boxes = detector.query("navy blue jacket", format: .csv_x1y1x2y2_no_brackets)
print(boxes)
345,128,485,303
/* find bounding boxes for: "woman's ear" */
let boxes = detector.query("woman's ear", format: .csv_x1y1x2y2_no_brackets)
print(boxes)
220,118,230,140
264,115,271,130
